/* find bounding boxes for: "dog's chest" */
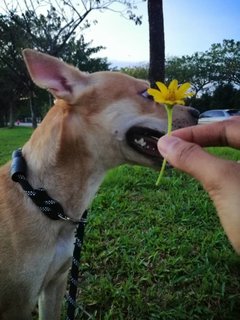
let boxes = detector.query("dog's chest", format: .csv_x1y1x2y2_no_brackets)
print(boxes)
45,229,75,282
55,233,74,264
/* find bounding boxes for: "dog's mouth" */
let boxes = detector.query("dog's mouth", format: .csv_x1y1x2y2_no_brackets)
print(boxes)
126,126,164,159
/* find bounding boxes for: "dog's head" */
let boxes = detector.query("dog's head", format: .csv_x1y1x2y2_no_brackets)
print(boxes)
23,49,198,170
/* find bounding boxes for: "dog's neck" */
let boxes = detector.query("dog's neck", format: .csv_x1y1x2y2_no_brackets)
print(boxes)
21,103,107,220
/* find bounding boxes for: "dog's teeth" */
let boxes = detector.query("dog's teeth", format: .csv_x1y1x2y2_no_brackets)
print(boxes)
134,138,147,147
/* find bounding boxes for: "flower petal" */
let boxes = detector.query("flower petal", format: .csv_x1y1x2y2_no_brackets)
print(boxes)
148,80,194,108
177,82,191,96
156,82,168,97
175,100,185,105
164,100,184,106
164,100,176,106
168,79,178,91
183,92,195,98
147,88,165,103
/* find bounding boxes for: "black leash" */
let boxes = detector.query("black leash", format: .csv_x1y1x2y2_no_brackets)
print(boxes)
66,209,88,320
11,149,87,320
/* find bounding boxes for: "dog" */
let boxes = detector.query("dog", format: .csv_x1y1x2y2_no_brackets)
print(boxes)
0,49,198,319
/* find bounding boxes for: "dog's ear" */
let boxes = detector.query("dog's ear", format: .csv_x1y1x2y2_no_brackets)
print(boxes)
22,49,88,104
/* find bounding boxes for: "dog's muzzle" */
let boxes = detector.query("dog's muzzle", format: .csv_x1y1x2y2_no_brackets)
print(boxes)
126,126,164,159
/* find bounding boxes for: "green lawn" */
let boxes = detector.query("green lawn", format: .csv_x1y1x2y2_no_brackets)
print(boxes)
0,126,33,164
0,127,240,319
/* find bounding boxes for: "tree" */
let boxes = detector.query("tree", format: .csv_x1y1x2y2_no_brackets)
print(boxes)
165,39,240,104
0,10,109,127
2,0,144,57
148,0,165,86
209,39,240,86
166,52,215,97
0,0,145,127
61,36,109,72
120,65,148,80
0,14,30,127
211,84,240,109
194,84,240,112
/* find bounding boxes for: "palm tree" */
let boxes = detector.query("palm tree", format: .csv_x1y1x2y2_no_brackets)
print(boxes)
148,0,165,86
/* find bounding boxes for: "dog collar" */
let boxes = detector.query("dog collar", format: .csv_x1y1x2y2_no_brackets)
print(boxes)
10,148,84,224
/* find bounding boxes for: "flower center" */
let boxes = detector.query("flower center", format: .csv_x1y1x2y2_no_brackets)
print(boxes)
167,89,176,101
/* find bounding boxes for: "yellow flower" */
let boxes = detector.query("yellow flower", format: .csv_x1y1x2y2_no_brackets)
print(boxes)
147,79,194,186
147,79,194,106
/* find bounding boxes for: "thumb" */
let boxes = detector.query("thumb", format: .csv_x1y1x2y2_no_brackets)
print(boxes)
157,135,225,187
158,134,240,254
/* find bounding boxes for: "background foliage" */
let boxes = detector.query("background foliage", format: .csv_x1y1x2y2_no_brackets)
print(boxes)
0,0,240,127
121,39,240,113
1,0,142,127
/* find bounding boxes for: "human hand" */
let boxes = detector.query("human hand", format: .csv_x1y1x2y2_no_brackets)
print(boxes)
157,117,240,254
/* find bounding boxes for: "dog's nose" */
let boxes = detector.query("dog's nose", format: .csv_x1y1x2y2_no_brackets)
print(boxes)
188,108,199,119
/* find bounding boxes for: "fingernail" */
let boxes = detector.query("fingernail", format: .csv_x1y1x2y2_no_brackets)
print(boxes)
157,135,182,158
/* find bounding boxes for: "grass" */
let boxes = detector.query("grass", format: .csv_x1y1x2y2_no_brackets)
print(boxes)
0,127,240,319
0,126,33,164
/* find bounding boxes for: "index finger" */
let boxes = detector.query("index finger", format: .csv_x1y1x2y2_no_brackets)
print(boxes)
171,117,240,149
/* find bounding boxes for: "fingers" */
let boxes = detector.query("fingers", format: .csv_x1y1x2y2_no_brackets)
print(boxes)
171,117,240,149
157,134,240,254
157,135,228,187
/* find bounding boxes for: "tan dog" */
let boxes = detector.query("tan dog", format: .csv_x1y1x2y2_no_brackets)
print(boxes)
0,50,198,319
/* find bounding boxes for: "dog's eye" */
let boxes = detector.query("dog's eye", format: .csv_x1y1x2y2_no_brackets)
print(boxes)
141,89,153,101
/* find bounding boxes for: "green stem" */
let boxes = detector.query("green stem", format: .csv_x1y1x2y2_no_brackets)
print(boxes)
156,158,167,186
156,105,173,186
166,105,173,135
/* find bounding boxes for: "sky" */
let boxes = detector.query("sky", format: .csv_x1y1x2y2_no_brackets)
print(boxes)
83,0,240,66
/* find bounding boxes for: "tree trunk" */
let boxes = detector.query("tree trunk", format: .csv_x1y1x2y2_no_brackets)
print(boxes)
148,0,165,86
0,115,4,128
8,101,14,128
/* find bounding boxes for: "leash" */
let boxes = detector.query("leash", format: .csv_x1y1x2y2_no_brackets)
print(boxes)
11,148,87,320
